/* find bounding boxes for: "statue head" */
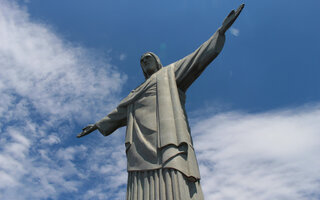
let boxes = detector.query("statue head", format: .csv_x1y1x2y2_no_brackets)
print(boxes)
140,52,163,79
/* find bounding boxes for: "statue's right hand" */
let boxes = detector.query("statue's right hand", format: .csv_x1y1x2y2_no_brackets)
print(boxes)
77,124,96,138
220,4,245,34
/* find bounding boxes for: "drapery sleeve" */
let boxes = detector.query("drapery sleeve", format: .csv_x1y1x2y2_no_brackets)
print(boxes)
174,30,226,92
95,105,127,136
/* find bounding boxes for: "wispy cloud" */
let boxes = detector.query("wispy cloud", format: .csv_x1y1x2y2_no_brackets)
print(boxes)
119,53,127,61
230,27,240,36
192,104,320,200
0,0,126,199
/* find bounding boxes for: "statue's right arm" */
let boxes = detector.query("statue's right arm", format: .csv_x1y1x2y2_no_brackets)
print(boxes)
77,105,127,138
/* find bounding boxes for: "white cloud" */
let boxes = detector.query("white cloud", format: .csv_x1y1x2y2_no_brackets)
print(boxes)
0,0,126,199
192,104,320,200
40,134,60,145
230,27,240,36
82,139,127,200
0,0,125,123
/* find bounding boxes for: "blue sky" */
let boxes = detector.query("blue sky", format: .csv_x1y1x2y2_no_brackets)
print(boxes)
0,0,320,199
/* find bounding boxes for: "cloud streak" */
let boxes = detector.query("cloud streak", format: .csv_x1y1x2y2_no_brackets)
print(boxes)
0,0,126,199
193,105,320,200
230,27,240,36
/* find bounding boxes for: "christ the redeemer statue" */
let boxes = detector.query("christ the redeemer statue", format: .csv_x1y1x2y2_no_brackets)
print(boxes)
77,4,244,200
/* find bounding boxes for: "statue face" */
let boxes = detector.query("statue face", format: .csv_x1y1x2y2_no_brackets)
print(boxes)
140,54,158,76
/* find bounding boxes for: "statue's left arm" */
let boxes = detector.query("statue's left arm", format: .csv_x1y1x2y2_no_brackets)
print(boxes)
174,4,244,92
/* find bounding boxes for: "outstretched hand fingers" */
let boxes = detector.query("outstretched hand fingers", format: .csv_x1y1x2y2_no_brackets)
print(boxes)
77,132,84,138
220,3,245,34
78,127,89,138
77,129,89,138
82,124,94,131
229,4,244,24
78,124,96,138
235,4,245,19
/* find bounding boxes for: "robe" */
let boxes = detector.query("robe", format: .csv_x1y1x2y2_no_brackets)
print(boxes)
95,30,225,199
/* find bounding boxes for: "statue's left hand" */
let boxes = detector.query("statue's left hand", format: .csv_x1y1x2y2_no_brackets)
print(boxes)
219,4,245,34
